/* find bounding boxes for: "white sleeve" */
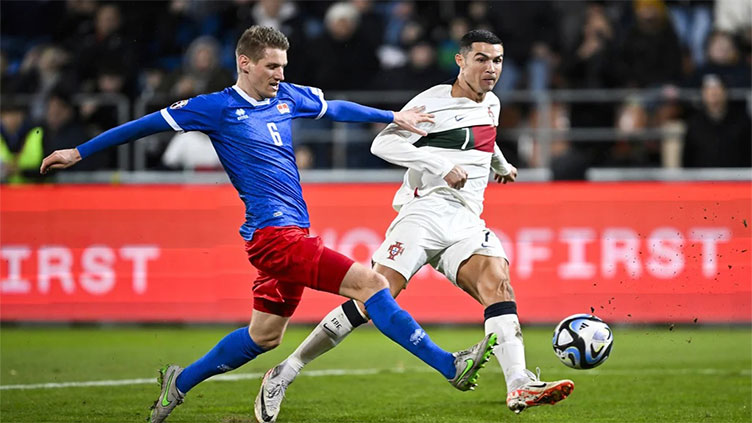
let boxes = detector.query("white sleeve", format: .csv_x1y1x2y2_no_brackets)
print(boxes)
370,123,455,177
491,142,513,176
370,92,456,177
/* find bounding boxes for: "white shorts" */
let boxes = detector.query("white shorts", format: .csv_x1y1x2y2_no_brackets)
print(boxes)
372,196,507,286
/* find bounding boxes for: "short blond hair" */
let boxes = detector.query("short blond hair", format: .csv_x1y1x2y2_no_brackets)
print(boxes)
236,25,289,62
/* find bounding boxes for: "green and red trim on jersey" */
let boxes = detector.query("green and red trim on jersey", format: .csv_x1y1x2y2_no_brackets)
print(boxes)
414,125,496,152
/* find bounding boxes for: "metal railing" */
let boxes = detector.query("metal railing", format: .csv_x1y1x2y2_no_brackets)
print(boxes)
3,87,750,182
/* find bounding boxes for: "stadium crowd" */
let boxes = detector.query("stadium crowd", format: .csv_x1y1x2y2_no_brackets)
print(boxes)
1,0,750,182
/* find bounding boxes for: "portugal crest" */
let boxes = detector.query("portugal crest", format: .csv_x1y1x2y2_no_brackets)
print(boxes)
387,241,405,260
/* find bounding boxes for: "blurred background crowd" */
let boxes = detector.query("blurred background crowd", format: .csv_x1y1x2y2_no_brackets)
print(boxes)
1,0,750,182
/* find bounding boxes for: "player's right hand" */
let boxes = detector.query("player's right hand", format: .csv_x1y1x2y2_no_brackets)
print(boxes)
444,165,468,190
40,148,82,174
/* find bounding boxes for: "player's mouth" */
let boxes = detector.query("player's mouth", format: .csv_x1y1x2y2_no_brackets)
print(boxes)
270,82,280,91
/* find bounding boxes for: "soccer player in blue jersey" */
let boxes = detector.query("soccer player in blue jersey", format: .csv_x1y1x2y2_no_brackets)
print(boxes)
41,26,498,423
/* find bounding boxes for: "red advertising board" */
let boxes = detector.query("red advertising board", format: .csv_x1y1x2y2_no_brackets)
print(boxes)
1,182,750,324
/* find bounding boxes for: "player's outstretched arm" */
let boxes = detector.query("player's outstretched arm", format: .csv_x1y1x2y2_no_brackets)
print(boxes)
324,101,434,136
39,112,171,174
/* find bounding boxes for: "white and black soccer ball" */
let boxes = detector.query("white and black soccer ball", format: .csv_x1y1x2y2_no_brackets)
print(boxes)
552,314,613,369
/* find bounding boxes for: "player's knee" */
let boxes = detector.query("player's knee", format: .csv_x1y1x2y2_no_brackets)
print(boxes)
364,271,389,292
248,327,285,350
254,333,283,350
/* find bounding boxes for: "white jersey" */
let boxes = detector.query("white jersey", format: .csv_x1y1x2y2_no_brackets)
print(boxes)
371,83,513,216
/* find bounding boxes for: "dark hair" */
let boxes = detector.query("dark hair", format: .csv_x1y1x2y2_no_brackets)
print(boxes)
236,25,290,62
459,30,503,55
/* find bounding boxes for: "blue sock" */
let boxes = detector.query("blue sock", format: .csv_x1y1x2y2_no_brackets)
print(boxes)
364,288,456,379
176,327,265,393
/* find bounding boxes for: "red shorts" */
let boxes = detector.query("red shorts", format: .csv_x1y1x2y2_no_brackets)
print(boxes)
245,226,354,317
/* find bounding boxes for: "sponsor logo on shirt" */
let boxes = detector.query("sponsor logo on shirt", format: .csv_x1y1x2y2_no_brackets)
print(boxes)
235,108,249,121
277,103,290,114
170,99,189,109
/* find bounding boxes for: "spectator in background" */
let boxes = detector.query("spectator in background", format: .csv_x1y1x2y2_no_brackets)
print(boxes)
667,0,713,67
158,36,234,100
488,0,559,94
221,0,307,81
714,0,752,61
692,31,751,88
465,0,494,30
563,2,621,127
0,99,44,184
383,1,416,47
161,131,222,171
437,17,469,73
76,3,137,92
42,89,112,171
618,0,683,88
151,0,202,71
682,74,751,167
350,0,385,49
377,19,427,70
80,62,130,134
53,0,99,52
561,2,622,175
608,97,660,167
372,41,453,90
8,45,78,121
310,2,380,90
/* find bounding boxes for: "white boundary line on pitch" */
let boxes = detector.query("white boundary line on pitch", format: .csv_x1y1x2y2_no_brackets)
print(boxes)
1,367,750,391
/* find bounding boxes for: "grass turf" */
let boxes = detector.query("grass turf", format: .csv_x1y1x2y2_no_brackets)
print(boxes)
1,326,750,422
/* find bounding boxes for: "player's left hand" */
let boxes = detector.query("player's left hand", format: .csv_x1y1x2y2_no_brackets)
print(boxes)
393,106,434,136
494,165,518,184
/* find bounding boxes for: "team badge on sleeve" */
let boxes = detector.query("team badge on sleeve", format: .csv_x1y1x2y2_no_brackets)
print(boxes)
387,241,405,260
277,103,290,114
170,99,189,109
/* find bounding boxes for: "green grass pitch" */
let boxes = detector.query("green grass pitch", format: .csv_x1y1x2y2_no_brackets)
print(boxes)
1,325,750,422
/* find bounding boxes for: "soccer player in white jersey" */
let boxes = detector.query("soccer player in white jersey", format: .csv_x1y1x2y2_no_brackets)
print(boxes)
256,30,574,420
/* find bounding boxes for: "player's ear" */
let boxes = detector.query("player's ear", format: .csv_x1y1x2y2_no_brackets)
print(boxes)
455,53,464,69
237,54,252,74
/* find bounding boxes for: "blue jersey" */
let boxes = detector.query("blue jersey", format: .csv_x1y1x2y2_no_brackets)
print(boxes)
160,83,328,240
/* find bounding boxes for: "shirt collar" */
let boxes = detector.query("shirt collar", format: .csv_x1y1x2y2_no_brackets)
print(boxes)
232,85,271,106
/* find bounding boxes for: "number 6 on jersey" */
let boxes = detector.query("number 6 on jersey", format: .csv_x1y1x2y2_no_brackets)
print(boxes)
267,122,283,146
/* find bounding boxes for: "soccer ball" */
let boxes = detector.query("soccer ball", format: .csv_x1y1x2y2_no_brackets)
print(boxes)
552,314,613,369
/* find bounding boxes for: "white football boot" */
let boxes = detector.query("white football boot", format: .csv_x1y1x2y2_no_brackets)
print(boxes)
254,361,294,422
506,368,574,414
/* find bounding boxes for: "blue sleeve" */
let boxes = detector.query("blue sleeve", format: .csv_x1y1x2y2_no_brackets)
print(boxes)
284,83,394,123
159,95,219,133
76,112,171,159
323,100,394,123
285,83,328,119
